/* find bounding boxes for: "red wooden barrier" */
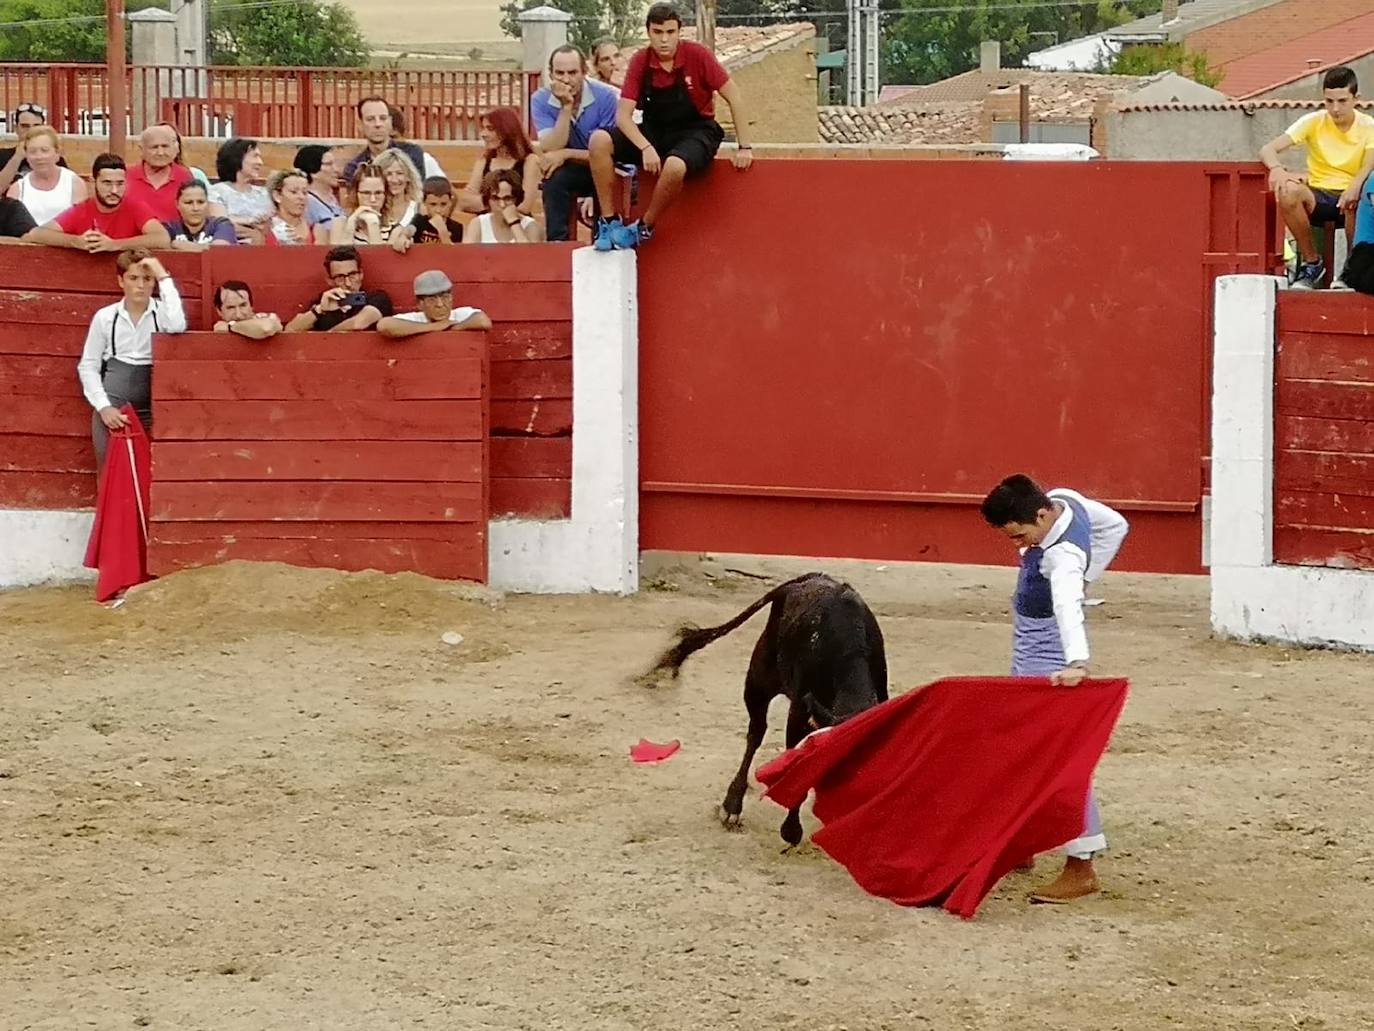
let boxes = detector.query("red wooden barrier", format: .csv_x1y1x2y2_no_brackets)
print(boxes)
1274,292,1374,570
0,245,571,520
149,332,489,581
635,160,1276,573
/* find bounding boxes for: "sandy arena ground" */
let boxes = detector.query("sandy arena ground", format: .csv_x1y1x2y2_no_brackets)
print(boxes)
2,554,1372,1030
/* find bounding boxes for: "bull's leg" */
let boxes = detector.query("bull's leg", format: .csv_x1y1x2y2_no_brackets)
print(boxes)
720,671,773,830
778,699,813,847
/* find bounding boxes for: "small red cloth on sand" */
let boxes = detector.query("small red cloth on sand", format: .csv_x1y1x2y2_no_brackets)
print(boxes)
629,739,681,763
756,676,1128,919
84,406,152,602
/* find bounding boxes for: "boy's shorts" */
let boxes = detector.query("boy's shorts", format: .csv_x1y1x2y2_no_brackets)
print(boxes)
605,121,724,177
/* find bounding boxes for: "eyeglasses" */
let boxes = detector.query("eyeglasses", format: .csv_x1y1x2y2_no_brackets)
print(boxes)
329,269,362,284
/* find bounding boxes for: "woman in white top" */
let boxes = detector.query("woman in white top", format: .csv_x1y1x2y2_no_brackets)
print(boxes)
464,167,543,244
207,137,272,243
6,126,84,224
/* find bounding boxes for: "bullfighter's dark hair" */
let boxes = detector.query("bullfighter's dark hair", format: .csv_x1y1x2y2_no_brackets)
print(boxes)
980,474,1053,526
645,3,681,28
1324,65,1358,94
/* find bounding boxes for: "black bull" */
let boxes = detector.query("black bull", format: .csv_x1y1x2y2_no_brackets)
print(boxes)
645,573,888,845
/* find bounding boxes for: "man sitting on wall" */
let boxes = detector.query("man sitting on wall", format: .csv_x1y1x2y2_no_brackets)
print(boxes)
1259,65,1374,290
123,123,195,222
213,281,282,339
532,44,620,243
377,270,491,338
0,102,69,193
285,246,394,333
587,2,754,250
342,96,429,184
26,154,170,252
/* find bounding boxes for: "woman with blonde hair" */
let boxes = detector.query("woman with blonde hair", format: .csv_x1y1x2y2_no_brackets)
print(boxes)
371,148,422,244
265,168,330,245
6,126,85,225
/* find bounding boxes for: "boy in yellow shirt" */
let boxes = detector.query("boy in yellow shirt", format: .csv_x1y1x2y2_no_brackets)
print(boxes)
1259,65,1374,290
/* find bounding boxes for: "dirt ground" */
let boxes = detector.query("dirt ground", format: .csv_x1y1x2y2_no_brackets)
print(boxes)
2,554,1372,1031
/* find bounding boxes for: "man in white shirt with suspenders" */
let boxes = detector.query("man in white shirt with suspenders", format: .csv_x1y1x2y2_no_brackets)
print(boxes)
76,250,187,465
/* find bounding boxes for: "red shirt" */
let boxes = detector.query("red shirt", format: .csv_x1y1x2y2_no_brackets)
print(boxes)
54,196,159,239
621,40,730,119
123,162,194,222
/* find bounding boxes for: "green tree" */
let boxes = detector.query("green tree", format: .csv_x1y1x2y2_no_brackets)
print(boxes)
0,0,160,62
1107,41,1220,86
881,0,1161,86
499,0,619,53
210,0,369,66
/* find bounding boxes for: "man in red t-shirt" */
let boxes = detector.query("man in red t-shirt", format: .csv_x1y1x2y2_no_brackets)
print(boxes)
123,123,194,222
588,2,754,250
26,153,170,253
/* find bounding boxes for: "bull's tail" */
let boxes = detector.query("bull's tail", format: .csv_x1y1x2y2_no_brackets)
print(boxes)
645,574,816,680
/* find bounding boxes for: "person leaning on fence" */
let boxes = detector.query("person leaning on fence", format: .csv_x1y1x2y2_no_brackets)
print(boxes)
0,102,70,194
77,250,187,466
377,270,492,339
213,280,282,340
164,180,237,250
588,3,754,251
1259,65,1374,290
285,246,394,334
532,43,620,242
26,153,170,253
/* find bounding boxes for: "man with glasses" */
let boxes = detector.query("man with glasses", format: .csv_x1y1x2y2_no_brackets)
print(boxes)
284,245,393,333
377,269,490,338
0,102,70,193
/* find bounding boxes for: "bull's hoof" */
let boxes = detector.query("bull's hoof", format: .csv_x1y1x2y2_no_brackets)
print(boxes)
718,806,744,831
779,819,804,848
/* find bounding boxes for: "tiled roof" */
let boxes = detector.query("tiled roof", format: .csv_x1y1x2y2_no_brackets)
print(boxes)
681,22,815,70
1115,97,1374,112
882,69,1151,107
817,102,981,145
1105,0,1282,41
1187,0,1374,67
1217,10,1374,97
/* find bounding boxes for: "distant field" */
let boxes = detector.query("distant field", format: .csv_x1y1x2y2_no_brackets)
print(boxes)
341,0,517,55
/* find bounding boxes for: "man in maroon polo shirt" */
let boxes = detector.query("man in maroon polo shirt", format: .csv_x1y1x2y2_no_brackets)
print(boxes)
123,123,194,221
588,2,754,250
25,153,171,252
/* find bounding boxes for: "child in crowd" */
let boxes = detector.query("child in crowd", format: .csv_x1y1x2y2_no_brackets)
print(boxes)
77,250,187,465
980,474,1130,904
407,176,464,245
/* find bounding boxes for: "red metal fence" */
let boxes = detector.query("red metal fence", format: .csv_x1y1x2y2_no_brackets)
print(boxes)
0,64,539,140
635,159,1278,574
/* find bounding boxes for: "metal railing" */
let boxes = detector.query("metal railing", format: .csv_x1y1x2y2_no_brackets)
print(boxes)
0,64,540,141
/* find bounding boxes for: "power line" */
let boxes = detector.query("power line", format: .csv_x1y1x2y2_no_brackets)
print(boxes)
0,0,309,31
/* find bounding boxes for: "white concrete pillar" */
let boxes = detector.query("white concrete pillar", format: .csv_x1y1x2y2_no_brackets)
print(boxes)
518,5,574,82
129,8,178,132
488,248,640,594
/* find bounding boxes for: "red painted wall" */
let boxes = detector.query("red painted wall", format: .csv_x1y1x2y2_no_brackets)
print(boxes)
149,332,489,582
1274,293,1374,569
0,246,571,519
635,161,1276,573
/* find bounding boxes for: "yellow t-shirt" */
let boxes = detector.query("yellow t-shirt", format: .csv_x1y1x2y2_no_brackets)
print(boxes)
1286,111,1374,192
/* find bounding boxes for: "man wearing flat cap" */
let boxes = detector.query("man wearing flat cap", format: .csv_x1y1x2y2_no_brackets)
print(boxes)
377,269,492,338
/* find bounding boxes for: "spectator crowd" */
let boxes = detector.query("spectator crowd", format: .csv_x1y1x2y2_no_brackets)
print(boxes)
4,4,757,465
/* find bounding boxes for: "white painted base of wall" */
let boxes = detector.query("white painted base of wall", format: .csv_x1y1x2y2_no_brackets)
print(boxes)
1212,564,1374,652
0,509,95,588
1209,273,1374,652
487,247,639,594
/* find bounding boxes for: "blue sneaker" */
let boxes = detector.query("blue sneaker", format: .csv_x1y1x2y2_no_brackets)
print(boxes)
594,217,621,252
610,219,653,249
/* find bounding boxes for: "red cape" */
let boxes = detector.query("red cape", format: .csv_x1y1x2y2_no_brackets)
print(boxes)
756,676,1129,919
84,405,152,602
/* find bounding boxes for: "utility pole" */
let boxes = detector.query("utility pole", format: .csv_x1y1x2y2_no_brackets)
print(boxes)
106,0,126,155
846,0,881,105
